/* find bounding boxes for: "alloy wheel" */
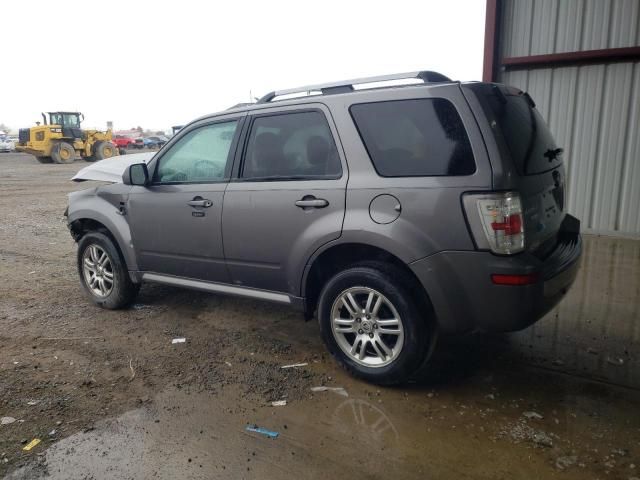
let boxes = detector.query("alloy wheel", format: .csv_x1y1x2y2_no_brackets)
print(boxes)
330,287,404,367
82,245,114,297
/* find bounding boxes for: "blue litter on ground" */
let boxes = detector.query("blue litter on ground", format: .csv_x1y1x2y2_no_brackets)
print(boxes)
246,424,279,438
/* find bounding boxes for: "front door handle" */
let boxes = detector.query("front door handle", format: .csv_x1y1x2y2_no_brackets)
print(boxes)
187,198,213,208
295,197,329,209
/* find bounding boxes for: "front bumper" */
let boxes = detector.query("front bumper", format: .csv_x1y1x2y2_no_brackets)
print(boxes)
410,214,582,334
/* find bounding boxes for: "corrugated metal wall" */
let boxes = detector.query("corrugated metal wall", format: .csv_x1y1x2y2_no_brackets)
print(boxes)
497,0,640,236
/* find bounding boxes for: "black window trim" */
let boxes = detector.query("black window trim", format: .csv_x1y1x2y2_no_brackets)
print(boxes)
234,108,343,183
348,97,477,178
149,117,244,186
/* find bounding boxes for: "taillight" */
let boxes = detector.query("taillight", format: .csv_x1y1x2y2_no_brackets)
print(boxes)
491,273,538,285
464,192,525,254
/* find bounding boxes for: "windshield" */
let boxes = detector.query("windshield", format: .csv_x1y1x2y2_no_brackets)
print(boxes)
474,85,562,175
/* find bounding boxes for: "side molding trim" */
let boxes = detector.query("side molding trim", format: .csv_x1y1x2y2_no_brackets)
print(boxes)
142,273,292,304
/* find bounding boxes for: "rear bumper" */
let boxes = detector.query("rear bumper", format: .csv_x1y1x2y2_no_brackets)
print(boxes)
410,214,582,334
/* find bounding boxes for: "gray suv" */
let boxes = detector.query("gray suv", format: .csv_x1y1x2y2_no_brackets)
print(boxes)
67,71,582,385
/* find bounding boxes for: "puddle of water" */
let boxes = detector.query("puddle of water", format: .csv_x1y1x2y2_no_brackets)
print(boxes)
507,235,640,388
7,367,640,480
5,235,639,480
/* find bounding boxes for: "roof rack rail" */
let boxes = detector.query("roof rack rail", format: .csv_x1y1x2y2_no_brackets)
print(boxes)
227,102,254,110
257,70,452,104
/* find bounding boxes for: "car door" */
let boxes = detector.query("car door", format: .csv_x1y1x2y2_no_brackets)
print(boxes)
127,114,244,282
222,105,347,295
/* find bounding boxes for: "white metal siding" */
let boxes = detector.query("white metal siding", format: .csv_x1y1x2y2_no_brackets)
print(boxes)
497,0,640,236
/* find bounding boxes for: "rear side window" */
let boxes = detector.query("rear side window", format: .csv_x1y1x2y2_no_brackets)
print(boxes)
350,98,475,177
242,111,342,180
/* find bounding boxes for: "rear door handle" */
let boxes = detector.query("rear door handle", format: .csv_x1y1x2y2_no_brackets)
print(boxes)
187,198,213,208
295,197,329,209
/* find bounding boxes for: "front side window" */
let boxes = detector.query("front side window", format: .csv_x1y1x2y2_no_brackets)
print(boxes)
350,98,475,177
242,111,341,180
155,121,238,183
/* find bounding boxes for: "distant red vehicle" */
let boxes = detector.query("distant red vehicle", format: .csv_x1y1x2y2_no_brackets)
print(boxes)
112,135,136,149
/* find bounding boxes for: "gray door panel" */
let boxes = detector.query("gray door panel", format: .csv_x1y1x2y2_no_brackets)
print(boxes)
222,105,347,295
223,181,345,293
127,117,242,282
128,183,228,282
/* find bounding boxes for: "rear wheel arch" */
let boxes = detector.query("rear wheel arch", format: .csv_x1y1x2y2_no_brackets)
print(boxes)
303,243,435,322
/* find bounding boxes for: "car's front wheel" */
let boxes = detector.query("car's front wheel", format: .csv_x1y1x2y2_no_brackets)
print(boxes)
77,232,139,309
318,263,436,385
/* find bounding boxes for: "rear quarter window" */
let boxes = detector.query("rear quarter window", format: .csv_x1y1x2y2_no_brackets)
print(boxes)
349,98,475,177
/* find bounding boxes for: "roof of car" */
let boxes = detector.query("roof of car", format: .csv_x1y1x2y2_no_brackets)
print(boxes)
187,70,460,127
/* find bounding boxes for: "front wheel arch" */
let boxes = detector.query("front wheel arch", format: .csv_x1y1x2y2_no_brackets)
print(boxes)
69,218,134,279
77,231,140,309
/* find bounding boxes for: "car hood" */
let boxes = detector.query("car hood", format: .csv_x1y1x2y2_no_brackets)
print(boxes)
71,152,155,182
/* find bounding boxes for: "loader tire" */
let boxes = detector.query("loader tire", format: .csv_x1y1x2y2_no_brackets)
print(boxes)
92,141,117,161
35,156,53,164
51,142,75,164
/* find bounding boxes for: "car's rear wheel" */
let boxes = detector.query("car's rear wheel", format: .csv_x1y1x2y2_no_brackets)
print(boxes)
77,232,139,309
318,263,436,385
51,142,75,164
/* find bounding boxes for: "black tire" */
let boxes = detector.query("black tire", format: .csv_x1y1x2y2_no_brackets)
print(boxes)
51,142,75,164
92,141,117,161
318,262,437,385
35,156,53,164
77,231,139,309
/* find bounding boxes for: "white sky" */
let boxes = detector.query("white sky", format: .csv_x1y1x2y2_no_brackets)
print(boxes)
0,0,486,133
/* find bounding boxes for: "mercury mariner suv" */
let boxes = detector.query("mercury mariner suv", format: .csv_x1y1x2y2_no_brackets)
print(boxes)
66,70,582,384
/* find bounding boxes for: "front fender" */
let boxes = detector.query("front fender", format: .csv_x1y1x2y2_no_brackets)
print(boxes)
67,189,137,271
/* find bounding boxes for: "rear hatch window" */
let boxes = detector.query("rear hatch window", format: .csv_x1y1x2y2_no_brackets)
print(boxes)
473,84,563,175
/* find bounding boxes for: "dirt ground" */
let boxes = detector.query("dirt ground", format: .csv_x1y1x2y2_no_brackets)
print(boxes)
1,152,639,479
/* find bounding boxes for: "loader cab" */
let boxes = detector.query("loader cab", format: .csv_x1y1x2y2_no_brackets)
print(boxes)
48,112,84,139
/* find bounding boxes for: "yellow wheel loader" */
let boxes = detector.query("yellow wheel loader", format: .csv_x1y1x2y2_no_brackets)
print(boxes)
16,112,118,164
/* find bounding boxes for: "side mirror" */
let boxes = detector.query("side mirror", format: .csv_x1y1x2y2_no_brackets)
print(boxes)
123,163,149,186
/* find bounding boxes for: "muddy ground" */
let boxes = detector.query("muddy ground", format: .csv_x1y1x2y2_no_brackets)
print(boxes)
1,152,639,479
